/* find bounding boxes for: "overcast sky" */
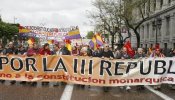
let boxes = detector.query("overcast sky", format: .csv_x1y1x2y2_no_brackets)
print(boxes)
0,0,95,37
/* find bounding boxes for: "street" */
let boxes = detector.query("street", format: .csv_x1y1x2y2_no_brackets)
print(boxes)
0,81,174,100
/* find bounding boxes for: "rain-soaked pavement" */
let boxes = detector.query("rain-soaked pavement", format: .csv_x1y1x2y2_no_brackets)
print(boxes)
0,81,174,100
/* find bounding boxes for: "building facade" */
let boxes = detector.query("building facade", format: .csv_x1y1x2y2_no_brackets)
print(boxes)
131,0,175,49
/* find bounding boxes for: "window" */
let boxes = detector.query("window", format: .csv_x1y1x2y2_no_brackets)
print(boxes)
142,26,145,39
160,0,163,9
143,3,146,15
153,0,156,11
145,44,148,49
157,19,162,36
164,43,168,49
147,23,149,38
151,44,153,48
152,21,155,37
168,0,171,5
166,16,170,35
147,0,150,12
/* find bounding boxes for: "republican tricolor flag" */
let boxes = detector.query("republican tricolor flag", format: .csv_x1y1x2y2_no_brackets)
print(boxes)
64,27,81,40
18,25,30,33
89,33,104,50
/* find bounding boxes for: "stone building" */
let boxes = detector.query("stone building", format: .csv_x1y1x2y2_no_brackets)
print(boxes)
131,0,175,49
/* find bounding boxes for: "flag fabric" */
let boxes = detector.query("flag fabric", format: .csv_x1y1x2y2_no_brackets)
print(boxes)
124,41,135,58
89,35,97,50
27,38,35,44
64,28,81,40
66,43,72,51
19,25,30,33
89,33,104,50
96,33,104,46
64,39,72,51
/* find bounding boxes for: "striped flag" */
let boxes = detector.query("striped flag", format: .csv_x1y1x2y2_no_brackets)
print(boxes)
89,35,97,50
96,33,104,46
19,25,30,33
89,33,104,50
64,27,81,40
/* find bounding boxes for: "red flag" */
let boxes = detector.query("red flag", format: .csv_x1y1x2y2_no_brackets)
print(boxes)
155,44,160,50
124,41,135,58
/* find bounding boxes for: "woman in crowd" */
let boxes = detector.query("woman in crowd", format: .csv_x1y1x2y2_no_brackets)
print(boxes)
71,46,79,56
39,43,51,55
27,43,39,56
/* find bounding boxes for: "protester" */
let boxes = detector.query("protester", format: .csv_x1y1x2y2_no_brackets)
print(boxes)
101,44,114,92
39,43,51,55
150,48,165,58
51,44,60,55
87,46,93,56
134,48,146,58
80,46,88,56
134,48,146,90
114,49,122,59
0,44,4,55
120,47,131,59
4,42,18,55
71,46,79,56
119,47,132,91
101,44,114,59
169,48,175,90
170,48,175,57
17,45,26,55
92,48,102,57
150,48,165,90
58,43,70,55
27,43,39,56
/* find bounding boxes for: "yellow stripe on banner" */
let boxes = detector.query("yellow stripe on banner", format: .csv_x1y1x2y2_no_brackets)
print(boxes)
68,29,80,36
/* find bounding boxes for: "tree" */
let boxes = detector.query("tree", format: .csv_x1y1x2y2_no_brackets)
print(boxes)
121,0,151,48
86,31,94,39
89,0,151,48
88,0,131,49
0,21,18,45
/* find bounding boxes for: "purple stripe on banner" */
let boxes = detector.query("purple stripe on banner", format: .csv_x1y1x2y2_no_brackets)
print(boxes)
96,40,103,46
89,41,94,48
65,34,81,39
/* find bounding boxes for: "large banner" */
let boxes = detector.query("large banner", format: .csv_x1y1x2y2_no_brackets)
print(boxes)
0,55,175,86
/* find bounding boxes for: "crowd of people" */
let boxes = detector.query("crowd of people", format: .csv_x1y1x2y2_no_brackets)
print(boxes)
0,41,175,92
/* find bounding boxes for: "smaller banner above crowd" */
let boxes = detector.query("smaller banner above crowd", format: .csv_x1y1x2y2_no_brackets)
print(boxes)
18,25,59,40
18,25,82,44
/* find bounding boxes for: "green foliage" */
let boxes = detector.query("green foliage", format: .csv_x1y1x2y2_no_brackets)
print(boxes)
0,21,18,40
86,31,94,39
